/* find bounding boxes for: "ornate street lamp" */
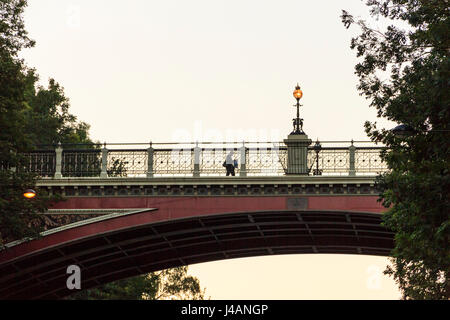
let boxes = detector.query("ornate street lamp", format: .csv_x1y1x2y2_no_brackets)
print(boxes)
291,83,305,135
23,189,36,199
390,124,416,137
391,124,450,137
312,140,322,175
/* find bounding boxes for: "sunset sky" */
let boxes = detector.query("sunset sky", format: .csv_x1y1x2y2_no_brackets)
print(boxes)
21,0,401,299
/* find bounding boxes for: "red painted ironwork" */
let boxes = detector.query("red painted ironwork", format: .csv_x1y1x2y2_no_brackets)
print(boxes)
0,195,390,299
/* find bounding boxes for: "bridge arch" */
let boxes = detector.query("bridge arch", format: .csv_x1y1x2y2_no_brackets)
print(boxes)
0,205,393,299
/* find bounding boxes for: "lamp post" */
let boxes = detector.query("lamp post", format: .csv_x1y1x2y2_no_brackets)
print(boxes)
291,84,305,135
312,140,322,175
284,83,312,175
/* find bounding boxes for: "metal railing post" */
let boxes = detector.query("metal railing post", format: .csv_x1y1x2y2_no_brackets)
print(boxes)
147,142,154,178
100,143,108,178
54,142,63,179
349,140,356,176
239,141,247,177
193,142,200,177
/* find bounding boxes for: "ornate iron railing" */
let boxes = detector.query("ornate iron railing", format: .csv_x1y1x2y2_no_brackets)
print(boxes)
62,149,101,177
107,149,147,177
154,148,194,175
247,147,286,176
15,141,388,178
200,148,239,176
307,148,350,175
354,147,388,175
18,151,56,177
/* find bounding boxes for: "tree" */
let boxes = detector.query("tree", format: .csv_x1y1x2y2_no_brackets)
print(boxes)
0,0,94,246
0,0,34,163
0,0,56,246
342,1,449,299
22,69,96,147
20,70,103,178
67,266,206,300
0,0,34,56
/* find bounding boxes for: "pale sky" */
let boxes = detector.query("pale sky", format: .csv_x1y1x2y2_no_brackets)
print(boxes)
21,0,401,299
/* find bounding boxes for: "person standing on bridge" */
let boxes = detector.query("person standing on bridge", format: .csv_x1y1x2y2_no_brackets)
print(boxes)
223,151,237,176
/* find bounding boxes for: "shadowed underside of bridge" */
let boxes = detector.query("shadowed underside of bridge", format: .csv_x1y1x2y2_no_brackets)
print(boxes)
0,207,394,300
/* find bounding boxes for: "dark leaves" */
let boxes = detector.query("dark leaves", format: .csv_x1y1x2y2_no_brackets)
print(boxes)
343,0,450,299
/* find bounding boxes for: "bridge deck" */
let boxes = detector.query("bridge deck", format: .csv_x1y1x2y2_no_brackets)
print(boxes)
37,175,380,198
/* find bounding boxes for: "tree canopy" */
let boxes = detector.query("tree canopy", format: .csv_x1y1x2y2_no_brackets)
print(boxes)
0,0,95,245
0,0,52,245
23,70,95,147
342,0,449,299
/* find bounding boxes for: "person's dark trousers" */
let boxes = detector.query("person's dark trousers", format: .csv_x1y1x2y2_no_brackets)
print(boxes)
226,164,235,176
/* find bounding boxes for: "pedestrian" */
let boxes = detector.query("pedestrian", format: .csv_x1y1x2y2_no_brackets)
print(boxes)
223,151,236,176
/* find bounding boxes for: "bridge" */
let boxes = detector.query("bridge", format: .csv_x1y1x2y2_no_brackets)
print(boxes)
0,138,392,299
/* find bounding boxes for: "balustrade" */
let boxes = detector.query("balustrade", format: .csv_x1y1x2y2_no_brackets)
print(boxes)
16,141,387,178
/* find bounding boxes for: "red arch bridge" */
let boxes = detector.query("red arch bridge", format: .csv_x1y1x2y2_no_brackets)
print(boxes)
0,141,392,299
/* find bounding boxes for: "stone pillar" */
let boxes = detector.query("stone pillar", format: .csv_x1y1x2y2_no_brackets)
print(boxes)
54,142,63,179
239,142,247,177
193,142,201,177
283,134,312,175
100,144,108,178
147,142,154,178
349,140,356,176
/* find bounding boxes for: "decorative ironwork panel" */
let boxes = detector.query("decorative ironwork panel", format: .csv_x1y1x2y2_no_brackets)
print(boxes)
308,148,350,175
246,147,286,175
107,150,147,177
200,148,241,175
153,149,194,175
62,150,101,177
276,149,288,173
355,148,388,175
273,143,288,174
18,151,56,177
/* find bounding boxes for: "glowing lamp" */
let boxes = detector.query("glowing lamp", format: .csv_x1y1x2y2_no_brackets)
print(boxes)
23,189,36,199
293,84,303,100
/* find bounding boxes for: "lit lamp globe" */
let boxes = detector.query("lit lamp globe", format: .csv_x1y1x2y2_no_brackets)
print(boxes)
23,189,36,199
293,84,303,100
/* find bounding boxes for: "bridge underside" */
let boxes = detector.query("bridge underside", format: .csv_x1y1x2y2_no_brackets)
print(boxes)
0,210,393,300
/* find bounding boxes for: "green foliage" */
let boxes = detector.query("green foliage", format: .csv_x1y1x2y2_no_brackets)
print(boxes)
67,266,206,300
0,0,46,245
18,69,130,178
22,70,96,147
342,0,449,299
0,170,61,246
0,0,91,245
0,51,28,165
0,0,35,56
107,157,128,177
